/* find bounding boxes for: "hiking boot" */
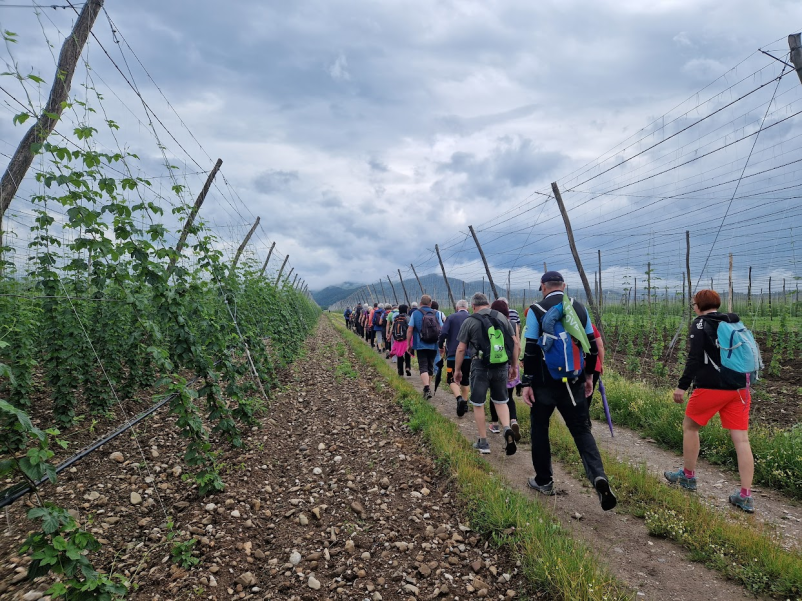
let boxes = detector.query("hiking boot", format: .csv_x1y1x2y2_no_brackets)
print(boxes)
527,477,555,496
405,369,411,377
488,423,501,434
473,439,490,454
423,387,433,401
729,491,755,513
504,427,517,456
664,468,697,491
594,476,618,511
510,420,521,441
456,396,468,417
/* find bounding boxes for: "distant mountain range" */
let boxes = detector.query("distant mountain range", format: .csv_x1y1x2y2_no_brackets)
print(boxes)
314,274,557,309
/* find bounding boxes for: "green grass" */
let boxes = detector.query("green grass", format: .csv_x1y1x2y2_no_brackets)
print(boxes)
329,315,630,601
590,372,802,499
547,417,802,598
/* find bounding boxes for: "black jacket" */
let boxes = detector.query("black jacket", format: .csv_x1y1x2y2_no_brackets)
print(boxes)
678,312,746,390
523,293,599,389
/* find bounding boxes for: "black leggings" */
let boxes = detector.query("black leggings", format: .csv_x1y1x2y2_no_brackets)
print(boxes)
489,387,518,422
397,353,411,375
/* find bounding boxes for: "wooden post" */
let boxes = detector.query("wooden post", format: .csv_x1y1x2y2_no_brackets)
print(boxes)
259,241,276,277
597,250,603,311
229,216,260,276
379,279,388,303
411,264,425,296
387,275,399,305
370,284,381,304
168,158,223,275
507,270,511,300
0,0,105,231
647,261,652,312
681,271,686,315
468,225,499,299
783,278,786,303
398,269,411,306
284,267,294,287
435,244,457,311
551,182,602,335
634,278,637,309
768,276,772,320
462,281,466,300
789,33,802,85
747,266,752,309
522,289,527,314
274,254,289,286
710,278,713,290
685,230,692,316
291,273,299,288
482,276,485,295
543,262,547,274
594,271,598,302
728,253,734,312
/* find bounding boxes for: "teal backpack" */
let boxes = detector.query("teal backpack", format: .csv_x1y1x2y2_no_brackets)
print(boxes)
702,318,763,389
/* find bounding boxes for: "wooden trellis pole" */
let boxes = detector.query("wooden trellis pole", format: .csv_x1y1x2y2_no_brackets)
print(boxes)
168,158,223,275
411,264,425,296
387,275,399,304
229,216,260,276
260,241,276,277
275,254,289,286
468,225,499,300
728,254,734,312
398,269,410,306
551,182,602,336
0,0,105,247
435,244,457,311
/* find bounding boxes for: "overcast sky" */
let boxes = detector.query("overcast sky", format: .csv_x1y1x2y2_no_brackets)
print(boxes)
1,0,801,292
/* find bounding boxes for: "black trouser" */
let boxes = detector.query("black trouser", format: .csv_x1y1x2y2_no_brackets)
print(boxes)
397,353,411,375
489,387,518,422
530,381,606,487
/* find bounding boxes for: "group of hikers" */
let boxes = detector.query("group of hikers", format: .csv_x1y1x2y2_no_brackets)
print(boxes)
342,271,759,514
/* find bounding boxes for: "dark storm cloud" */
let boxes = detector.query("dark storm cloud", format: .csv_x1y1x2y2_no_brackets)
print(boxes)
1,0,800,289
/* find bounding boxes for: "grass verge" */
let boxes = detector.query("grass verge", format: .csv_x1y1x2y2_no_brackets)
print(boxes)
546,417,802,598
590,372,802,499
329,315,630,601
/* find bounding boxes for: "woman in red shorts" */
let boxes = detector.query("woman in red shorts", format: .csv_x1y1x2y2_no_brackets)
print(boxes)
664,289,755,513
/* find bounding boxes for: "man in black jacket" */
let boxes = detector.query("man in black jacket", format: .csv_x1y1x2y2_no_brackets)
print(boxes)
521,271,617,511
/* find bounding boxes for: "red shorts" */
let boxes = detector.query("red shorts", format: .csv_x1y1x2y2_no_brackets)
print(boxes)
685,388,751,430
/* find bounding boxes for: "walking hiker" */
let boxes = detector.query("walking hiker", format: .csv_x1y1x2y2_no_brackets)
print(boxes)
390,304,412,376
664,290,760,513
486,299,521,442
453,292,519,456
438,299,472,417
372,304,387,352
368,303,379,347
344,306,352,329
406,294,443,400
521,271,617,511
354,303,364,337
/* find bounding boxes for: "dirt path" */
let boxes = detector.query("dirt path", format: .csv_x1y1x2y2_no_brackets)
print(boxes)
592,416,802,550
349,339,763,601
1,319,524,601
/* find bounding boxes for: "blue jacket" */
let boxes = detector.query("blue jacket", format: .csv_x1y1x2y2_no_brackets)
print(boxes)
438,310,471,359
408,306,443,350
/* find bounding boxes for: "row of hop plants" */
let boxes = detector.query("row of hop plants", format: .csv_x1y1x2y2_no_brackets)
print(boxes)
0,108,319,598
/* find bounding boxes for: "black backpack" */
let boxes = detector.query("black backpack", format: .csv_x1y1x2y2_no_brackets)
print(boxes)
392,315,409,341
419,308,441,343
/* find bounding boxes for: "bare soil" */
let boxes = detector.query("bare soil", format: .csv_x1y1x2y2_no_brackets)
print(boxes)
0,319,524,600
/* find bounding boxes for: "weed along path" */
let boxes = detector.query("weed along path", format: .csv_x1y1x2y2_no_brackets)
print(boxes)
591,415,802,550
328,316,802,600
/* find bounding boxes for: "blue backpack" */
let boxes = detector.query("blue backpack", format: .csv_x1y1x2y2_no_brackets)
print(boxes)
702,318,763,389
531,302,585,381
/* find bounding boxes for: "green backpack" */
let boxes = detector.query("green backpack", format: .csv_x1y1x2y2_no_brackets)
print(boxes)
471,311,513,367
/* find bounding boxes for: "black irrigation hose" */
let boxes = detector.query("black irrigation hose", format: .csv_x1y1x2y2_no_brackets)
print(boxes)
0,373,204,510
